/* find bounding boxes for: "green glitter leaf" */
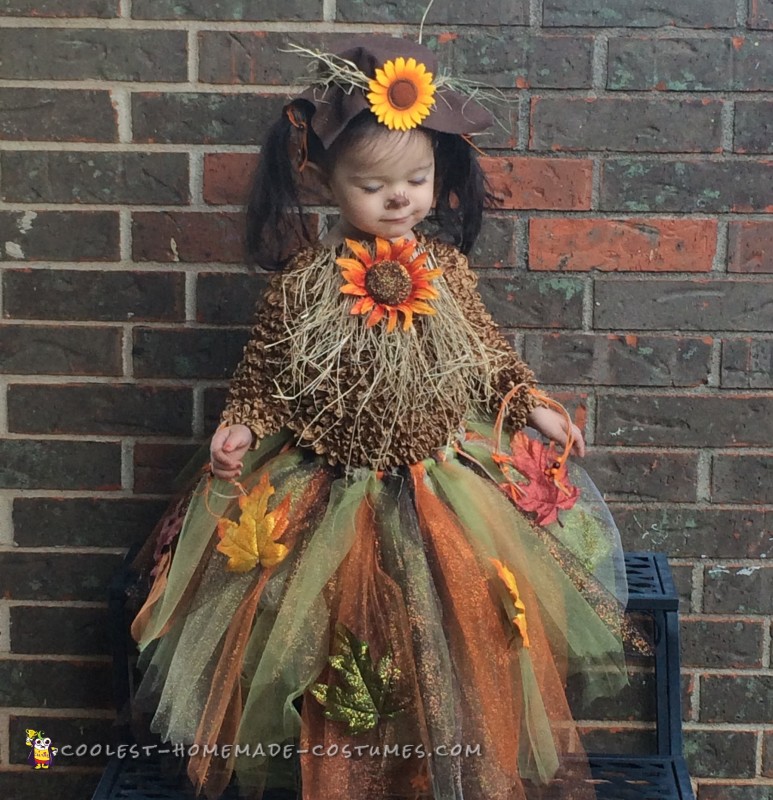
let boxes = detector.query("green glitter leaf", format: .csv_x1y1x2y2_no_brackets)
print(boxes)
310,624,406,735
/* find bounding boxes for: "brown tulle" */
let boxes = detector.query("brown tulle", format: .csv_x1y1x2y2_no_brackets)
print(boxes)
188,569,269,798
130,549,171,643
411,463,524,799
300,494,432,799
410,463,594,800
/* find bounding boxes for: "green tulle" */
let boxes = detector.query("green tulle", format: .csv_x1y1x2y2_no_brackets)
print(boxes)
424,457,628,708
235,474,376,788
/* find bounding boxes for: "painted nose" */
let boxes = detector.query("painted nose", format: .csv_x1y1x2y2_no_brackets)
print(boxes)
386,192,410,209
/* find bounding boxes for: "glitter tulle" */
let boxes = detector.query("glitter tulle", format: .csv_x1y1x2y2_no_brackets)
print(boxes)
132,423,631,800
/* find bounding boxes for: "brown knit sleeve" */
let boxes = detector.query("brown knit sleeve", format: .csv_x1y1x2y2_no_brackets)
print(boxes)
433,241,539,432
219,272,291,442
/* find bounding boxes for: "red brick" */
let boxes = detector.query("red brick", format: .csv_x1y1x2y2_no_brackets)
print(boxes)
529,217,716,271
0,0,118,16
481,156,592,210
750,0,773,29
530,97,723,153
203,153,328,207
133,442,201,494
132,211,245,263
199,31,347,85
764,731,773,777
203,153,258,205
728,220,773,273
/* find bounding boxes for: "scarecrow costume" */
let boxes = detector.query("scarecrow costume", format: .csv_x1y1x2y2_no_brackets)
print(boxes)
131,36,639,800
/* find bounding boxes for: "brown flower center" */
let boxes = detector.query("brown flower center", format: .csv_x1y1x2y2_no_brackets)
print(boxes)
387,79,419,110
365,260,413,306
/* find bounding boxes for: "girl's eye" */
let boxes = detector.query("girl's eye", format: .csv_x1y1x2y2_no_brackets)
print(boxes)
361,185,382,194
410,177,428,186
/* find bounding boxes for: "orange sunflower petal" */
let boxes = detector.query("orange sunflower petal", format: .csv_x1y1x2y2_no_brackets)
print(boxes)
411,301,437,315
400,306,414,330
385,309,398,333
351,296,375,315
340,284,368,296
366,304,386,327
344,239,374,266
375,237,392,262
405,252,428,270
336,257,367,274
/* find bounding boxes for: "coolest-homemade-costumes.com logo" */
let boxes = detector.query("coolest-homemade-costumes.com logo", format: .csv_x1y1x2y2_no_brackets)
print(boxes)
25,728,57,769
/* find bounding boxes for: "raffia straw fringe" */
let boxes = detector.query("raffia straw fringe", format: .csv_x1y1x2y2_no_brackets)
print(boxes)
269,245,509,470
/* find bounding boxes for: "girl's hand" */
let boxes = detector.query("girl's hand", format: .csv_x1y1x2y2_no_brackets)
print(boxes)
526,406,586,457
210,424,254,480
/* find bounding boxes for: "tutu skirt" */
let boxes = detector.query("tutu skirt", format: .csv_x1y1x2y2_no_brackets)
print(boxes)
132,423,634,800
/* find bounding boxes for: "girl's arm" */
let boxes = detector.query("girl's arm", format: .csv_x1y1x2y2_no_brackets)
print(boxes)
216,275,290,470
527,405,586,457
210,424,254,480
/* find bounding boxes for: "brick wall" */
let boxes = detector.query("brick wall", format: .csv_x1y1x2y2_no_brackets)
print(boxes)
0,2,771,798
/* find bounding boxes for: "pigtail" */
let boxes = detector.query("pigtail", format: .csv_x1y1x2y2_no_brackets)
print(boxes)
246,101,319,270
431,133,492,254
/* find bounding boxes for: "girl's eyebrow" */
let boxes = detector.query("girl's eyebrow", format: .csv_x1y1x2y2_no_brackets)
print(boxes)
350,162,434,180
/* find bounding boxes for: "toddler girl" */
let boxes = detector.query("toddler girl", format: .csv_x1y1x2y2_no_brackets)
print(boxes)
132,35,637,800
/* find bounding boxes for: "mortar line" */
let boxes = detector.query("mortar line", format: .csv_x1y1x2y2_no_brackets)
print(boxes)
529,0,543,27
516,93,530,152
120,438,134,493
756,729,764,778
112,87,132,144
690,666,701,723
192,387,204,440
591,32,608,92
0,378,7,435
708,336,723,389
737,0,749,27
185,271,196,323
119,207,132,263
696,450,713,505
591,157,602,211
188,27,198,84
121,325,134,379
0,496,12,546
323,0,337,23
692,562,704,615
189,150,204,206
0,601,10,653
720,99,735,154
582,276,594,332
514,215,528,271
0,710,9,767
713,219,729,274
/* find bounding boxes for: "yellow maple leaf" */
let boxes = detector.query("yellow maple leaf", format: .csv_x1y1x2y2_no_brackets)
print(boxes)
491,559,530,648
216,472,291,572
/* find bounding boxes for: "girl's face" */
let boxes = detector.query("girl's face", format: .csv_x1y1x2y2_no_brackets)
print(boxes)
325,129,435,241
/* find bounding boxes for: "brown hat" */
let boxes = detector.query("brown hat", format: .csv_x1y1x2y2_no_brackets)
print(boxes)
292,35,494,149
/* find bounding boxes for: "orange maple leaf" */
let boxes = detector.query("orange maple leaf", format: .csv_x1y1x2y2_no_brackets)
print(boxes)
216,473,291,572
495,431,579,527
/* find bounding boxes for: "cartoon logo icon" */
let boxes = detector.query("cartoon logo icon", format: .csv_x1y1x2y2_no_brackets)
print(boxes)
25,728,57,769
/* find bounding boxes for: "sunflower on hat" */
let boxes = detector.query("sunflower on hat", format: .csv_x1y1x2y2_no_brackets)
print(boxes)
367,57,437,131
